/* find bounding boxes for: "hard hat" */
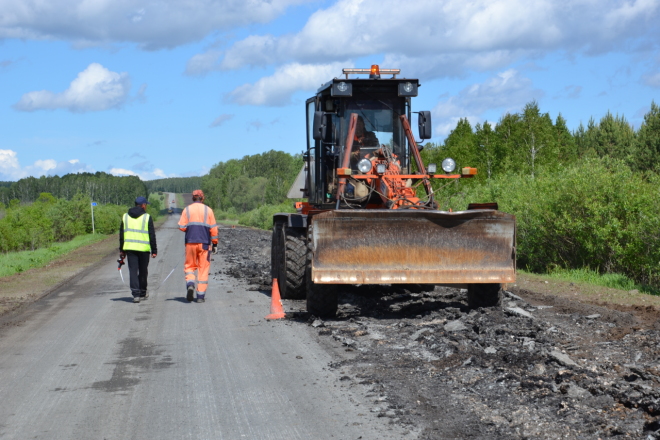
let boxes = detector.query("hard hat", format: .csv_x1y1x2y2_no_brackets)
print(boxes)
192,189,205,199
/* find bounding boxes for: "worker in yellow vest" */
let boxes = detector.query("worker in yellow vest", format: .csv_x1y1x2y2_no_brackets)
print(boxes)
119,196,158,303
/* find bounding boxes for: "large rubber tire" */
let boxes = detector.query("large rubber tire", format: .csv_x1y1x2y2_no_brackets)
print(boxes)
277,226,307,299
271,220,284,279
306,266,338,318
467,283,502,308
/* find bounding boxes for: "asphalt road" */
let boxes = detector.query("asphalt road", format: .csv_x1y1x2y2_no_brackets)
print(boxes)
0,196,407,440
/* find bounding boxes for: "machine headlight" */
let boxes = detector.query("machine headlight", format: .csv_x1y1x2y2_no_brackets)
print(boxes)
357,158,372,174
403,82,413,93
441,158,456,173
337,81,348,92
427,163,437,174
376,163,387,174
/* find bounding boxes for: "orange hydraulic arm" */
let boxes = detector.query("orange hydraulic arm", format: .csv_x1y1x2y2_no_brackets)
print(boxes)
336,113,358,207
400,115,433,199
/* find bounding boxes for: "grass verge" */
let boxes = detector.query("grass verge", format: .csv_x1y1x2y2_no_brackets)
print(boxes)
176,193,185,207
0,234,110,278
519,268,659,296
0,233,120,316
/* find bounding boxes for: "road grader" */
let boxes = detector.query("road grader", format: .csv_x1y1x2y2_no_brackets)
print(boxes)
272,65,516,317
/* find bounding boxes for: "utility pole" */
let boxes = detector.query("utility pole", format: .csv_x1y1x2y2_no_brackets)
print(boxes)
91,202,97,234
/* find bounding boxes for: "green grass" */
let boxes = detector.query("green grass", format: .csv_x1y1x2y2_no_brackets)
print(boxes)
149,192,166,203
0,234,110,278
175,193,185,207
520,267,660,296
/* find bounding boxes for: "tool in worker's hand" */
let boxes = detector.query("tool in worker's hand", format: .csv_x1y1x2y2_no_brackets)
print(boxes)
118,253,126,284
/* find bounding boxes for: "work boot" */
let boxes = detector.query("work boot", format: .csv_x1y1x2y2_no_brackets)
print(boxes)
133,296,141,303
142,292,149,300
186,283,195,302
196,294,205,303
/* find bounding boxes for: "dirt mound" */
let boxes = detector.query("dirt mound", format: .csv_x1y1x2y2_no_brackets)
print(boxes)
219,226,660,439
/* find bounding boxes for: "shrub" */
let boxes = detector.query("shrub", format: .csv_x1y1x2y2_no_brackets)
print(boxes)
443,157,660,287
238,203,296,230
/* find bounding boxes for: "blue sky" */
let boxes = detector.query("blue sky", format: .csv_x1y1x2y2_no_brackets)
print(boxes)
1,0,659,181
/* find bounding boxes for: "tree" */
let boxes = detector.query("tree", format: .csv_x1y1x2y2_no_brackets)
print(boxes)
634,101,660,172
517,101,556,178
475,121,497,180
594,112,635,166
202,150,303,213
494,112,522,173
554,113,578,163
442,118,476,170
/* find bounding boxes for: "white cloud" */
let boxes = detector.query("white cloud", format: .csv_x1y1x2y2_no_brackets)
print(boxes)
0,0,309,50
432,70,544,137
34,159,57,171
210,114,234,128
202,0,659,78
0,150,21,180
109,167,170,181
13,63,131,113
185,50,224,76
109,168,138,177
225,62,348,106
0,149,93,181
642,72,660,88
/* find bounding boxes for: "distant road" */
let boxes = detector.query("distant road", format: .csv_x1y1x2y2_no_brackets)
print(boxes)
0,214,404,439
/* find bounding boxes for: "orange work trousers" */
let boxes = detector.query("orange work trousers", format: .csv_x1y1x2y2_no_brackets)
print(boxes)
184,243,211,293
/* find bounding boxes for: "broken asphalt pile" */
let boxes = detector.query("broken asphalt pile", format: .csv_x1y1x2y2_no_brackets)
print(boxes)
217,226,660,439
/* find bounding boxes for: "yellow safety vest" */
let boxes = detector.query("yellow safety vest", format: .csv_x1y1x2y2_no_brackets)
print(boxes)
122,213,151,252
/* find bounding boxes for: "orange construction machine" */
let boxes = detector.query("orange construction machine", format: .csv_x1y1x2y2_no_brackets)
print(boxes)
272,65,516,317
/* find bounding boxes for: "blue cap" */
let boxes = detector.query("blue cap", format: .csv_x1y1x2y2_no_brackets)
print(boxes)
135,196,149,205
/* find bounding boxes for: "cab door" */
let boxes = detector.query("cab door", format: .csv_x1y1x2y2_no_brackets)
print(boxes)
305,97,319,204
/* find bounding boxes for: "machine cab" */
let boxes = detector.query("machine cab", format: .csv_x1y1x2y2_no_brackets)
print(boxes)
305,66,426,207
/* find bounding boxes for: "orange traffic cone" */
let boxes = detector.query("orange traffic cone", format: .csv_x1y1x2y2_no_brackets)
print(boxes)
265,278,286,320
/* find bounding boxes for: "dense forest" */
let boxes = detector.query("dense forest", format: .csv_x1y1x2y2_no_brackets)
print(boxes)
145,177,202,193
0,172,162,253
420,101,660,181
0,193,161,253
0,172,148,206
202,150,303,212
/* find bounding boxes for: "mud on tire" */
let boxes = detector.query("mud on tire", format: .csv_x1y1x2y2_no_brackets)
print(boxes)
271,220,284,279
275,225,307,299
306,266,338,318
467,283,502,308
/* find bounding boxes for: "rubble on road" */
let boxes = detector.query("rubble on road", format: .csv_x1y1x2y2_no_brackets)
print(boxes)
217,226,660,439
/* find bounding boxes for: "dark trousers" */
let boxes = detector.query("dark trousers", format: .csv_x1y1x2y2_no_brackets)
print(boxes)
126,250,150,297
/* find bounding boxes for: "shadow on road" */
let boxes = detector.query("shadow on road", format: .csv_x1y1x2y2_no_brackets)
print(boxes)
111,297,136,303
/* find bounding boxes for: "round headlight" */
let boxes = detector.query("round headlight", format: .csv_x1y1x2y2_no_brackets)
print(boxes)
403,82,413,93
441,158,456,173
357,158,372,174
337,81,348,92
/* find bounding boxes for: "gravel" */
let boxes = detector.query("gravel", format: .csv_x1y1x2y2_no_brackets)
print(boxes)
216,226,660,439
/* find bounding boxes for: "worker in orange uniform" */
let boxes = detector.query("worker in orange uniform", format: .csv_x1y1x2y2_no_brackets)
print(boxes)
178,190,218,303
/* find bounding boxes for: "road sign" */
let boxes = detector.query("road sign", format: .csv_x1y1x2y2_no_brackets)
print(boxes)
91,202,97,206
